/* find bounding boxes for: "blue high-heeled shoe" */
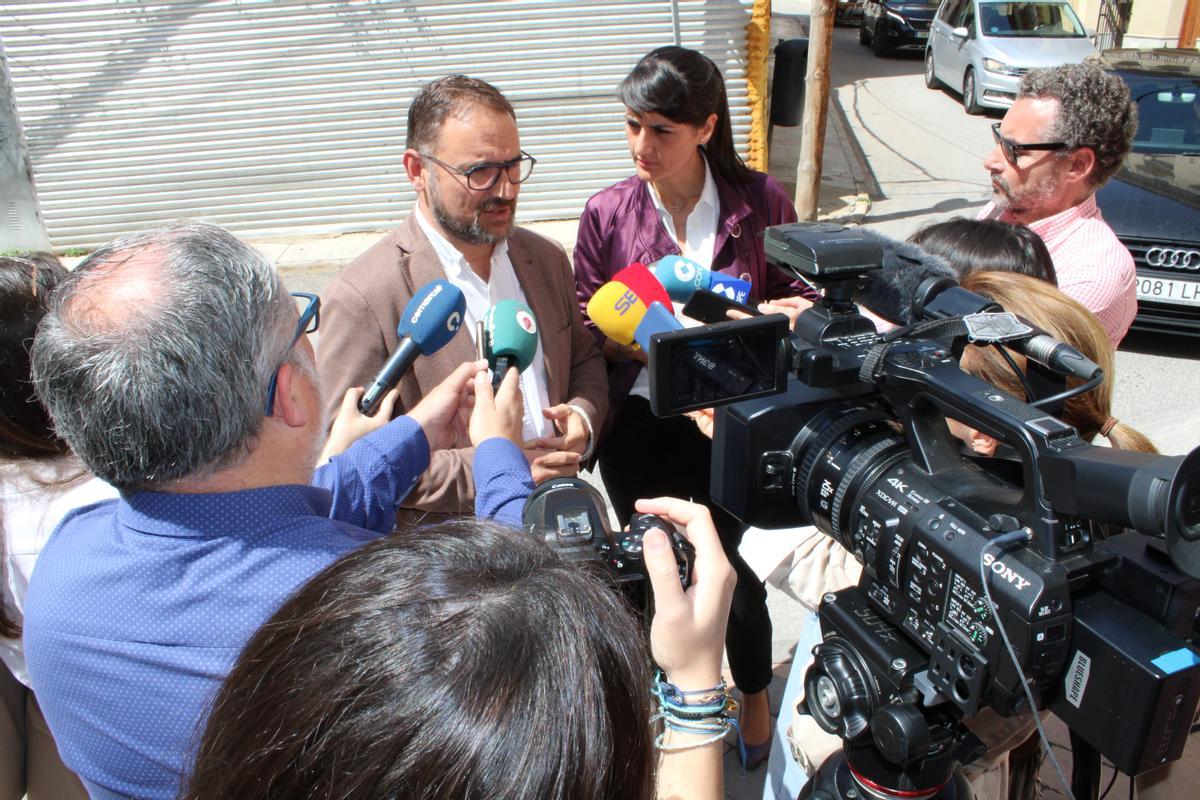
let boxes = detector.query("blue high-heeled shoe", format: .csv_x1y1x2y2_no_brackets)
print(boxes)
735,690,774,770
736,720,773,771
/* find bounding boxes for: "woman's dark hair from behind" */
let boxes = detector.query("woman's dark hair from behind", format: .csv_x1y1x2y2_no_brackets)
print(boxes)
185,519,657,800
0,254,71,639
909,218,1058,285
618,45,754,185
1,254,70,462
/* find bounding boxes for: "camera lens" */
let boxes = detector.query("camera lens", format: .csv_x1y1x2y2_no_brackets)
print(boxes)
791,405,908,548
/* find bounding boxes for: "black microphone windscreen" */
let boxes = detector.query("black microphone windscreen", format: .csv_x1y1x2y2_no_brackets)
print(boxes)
854,230,958,325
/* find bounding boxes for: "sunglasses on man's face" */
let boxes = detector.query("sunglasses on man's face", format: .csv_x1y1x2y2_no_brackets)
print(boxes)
991,123,1071,167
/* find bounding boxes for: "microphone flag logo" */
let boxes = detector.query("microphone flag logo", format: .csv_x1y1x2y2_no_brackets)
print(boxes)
446,311,462,332
516,309,537,334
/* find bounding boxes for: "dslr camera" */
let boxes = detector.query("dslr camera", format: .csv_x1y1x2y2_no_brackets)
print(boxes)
643,222,1200,797
522,477,694,616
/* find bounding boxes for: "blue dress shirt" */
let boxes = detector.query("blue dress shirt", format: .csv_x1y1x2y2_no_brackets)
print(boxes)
24,418,532,800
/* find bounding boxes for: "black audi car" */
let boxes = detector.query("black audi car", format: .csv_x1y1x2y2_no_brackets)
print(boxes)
860,0,940,57
1093,49,1200,335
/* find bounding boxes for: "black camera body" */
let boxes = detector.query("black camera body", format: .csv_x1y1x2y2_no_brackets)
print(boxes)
522,477,694,593
644,222,1200,780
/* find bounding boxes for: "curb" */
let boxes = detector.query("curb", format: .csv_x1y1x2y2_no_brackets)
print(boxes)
828,91,876,227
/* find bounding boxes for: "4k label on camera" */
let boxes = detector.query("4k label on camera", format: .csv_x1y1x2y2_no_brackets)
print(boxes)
1065,651,1092,708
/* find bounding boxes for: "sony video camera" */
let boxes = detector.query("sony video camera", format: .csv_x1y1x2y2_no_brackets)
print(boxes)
641,222,1200,794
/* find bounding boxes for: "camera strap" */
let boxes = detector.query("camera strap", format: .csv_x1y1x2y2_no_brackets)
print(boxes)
858,317,969,383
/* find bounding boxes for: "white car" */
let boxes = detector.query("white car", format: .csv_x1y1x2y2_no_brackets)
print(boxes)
925,0,1096,113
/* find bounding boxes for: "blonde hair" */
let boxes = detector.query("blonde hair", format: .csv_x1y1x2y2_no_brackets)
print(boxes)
959,271,1155,453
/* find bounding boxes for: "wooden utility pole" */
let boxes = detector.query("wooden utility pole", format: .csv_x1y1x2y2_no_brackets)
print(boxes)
794,0,836,220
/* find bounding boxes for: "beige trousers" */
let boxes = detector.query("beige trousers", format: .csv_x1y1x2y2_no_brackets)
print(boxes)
0,665,88,800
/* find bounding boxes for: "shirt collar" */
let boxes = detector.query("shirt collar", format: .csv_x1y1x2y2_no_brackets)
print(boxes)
698,156,718,212
1025,194,1099,237
414,204,509,285
116,484,332,539
647,153,717,220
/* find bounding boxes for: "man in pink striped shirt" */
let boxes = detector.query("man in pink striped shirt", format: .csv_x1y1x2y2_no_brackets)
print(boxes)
979,63,1138,347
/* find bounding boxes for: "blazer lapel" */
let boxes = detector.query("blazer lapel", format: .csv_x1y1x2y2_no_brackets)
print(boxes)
509,234,565,404
396,215,478,398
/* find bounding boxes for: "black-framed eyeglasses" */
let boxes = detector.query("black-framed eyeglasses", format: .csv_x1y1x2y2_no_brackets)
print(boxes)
264,292,321,416
420,150,537,191
991,123,1071,167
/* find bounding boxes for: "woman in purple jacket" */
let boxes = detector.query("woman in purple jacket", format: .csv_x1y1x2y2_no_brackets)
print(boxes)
573,45,803,767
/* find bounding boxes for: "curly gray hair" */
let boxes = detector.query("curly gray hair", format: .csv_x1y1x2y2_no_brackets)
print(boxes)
1018,63,1137,188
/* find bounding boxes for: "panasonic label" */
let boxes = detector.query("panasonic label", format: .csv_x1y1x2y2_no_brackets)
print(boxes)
1064,650,1091,708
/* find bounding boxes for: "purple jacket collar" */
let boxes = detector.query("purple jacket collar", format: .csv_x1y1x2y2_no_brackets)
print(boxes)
623,175,755,273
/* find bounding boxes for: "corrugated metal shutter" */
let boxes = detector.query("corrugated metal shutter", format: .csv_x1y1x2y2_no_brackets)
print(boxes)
0,0,755,249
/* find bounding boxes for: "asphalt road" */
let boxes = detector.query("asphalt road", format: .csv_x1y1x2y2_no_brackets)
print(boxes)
820,20,1200,456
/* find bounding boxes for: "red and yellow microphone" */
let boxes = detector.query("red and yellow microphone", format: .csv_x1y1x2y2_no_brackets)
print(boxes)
585,263,672,346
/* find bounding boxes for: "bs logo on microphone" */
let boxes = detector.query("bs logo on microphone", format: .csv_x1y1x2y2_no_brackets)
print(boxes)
673,259,696,284
446,311,462,332
516,309,537,334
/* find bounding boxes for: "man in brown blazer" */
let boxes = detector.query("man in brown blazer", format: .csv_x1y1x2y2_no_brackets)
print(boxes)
317,75,607,517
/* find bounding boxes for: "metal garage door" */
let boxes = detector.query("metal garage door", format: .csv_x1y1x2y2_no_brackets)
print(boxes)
0,0,757,249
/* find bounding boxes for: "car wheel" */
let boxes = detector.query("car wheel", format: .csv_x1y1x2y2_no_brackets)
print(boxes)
924,49,942,89
872,21,891,56
963,67,982,115
859,19,870,45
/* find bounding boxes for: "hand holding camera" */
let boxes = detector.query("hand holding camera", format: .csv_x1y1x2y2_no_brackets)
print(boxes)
634,497,734,691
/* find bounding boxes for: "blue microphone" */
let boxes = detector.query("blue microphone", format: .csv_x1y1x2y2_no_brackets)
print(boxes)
651,256,753,304
652,256,710,302
359,280,466,416
708,275,753,304
633,301,683,351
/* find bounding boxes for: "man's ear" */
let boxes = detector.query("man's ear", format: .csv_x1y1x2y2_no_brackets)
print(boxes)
272,362,311,429
972,430,999,457
1062,145,1098,188
403,149,427,191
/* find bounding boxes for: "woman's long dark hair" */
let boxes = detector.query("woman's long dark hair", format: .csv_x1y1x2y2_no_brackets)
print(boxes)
184,520,658,800
1,254,72,639
618,45,754,185
1,255,70,462
908,218,1058,285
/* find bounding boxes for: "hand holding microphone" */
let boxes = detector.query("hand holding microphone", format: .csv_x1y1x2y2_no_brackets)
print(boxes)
468,364,525,447
320,386,401,462
407,359,489,453
359,280,467,416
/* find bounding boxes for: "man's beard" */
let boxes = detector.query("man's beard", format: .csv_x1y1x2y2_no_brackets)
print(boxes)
427,168,515,245
990,165,1061,221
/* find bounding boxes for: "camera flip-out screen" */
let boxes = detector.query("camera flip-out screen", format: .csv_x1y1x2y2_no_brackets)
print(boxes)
647,314,790,416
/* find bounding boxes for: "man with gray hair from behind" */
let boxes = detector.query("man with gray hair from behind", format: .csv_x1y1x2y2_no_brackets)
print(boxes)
980,61,1138,347
22,221,533,800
